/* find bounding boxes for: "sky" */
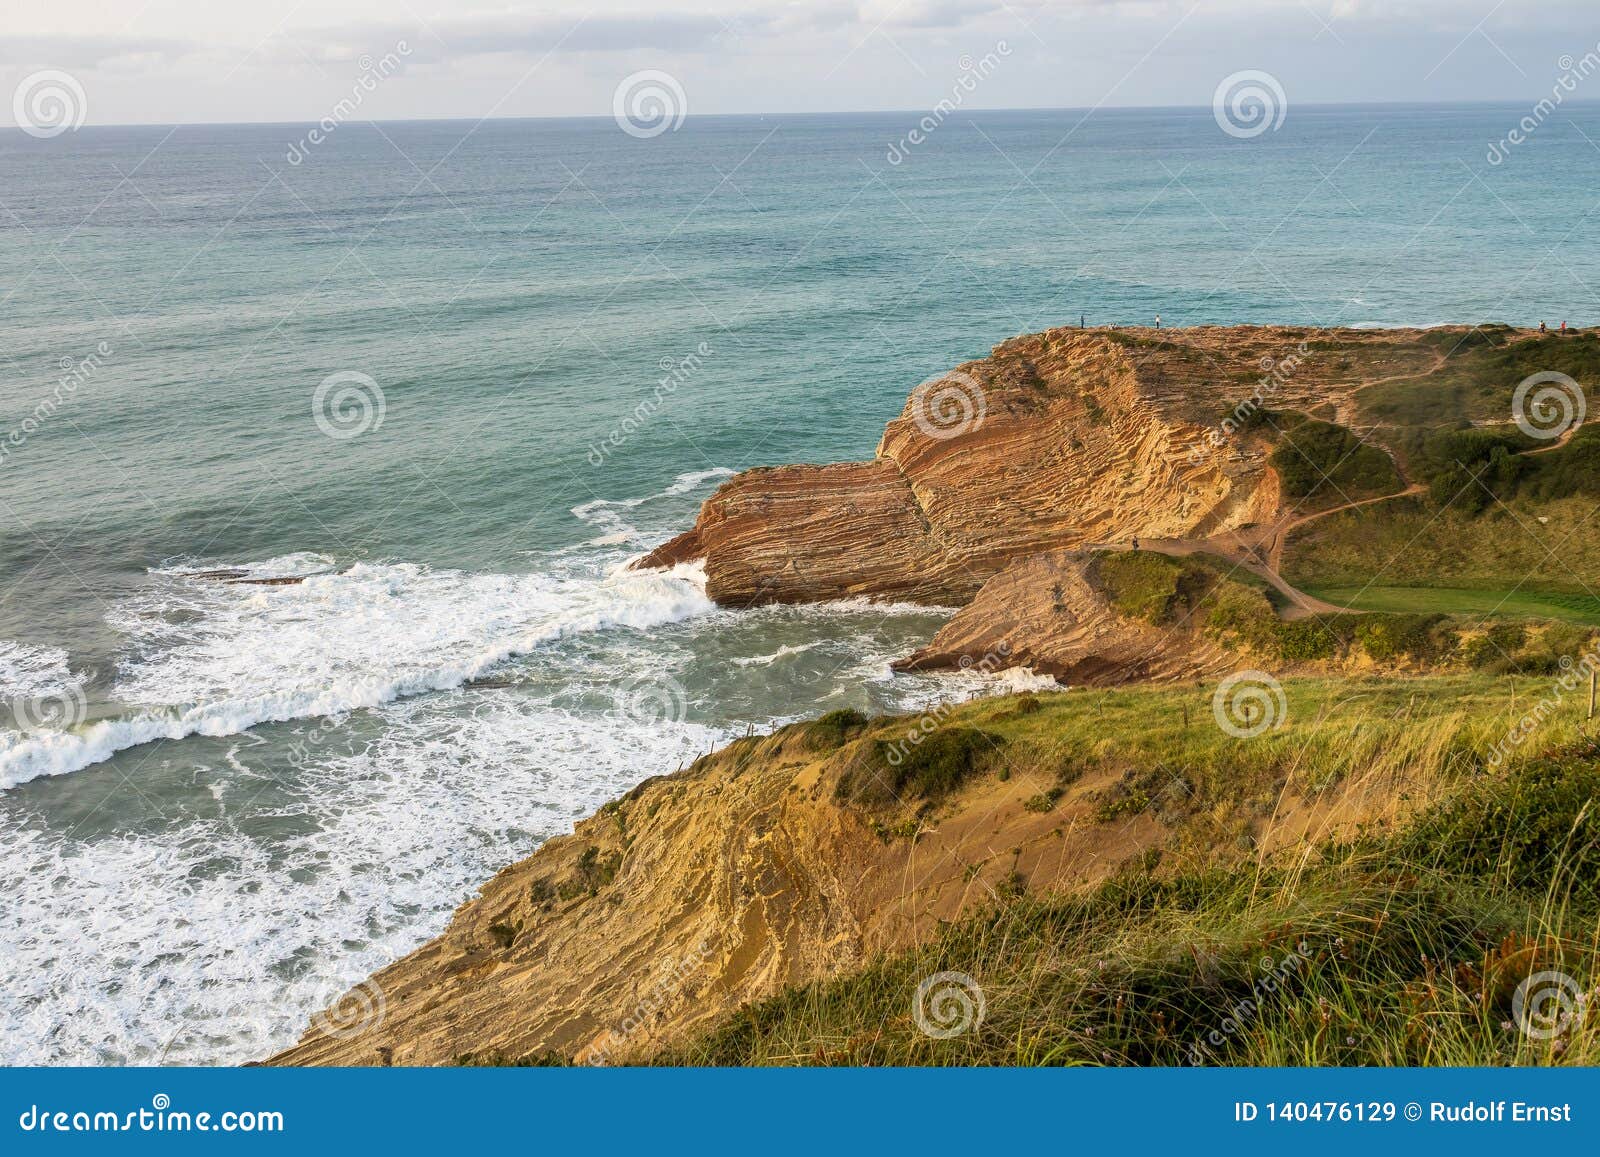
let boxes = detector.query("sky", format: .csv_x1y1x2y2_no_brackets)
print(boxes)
2,0,1599,127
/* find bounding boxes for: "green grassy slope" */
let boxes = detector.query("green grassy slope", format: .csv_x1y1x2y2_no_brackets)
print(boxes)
1302,586,1600,626
652,677,1600,1067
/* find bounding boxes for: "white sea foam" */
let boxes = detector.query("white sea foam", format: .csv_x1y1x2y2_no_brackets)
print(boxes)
570,467,734,540
732,641,822,667
0,558,714,789
0,693,725,1065
0,640,76,702
989,666,1063,693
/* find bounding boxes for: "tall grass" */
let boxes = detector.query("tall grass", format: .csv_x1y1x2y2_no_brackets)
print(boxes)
652,677,1600,1067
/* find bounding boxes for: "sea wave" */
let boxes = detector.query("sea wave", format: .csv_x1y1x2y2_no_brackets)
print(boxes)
0,693,726,1064
570,467,734,541
0,557,714,789
0,640,77,702
731,641,822,668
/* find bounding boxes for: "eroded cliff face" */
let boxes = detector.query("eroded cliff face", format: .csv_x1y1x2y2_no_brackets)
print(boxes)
892,550,1238,685
269,717,1174,1067
638,327,1283,605
272,670,1434,1068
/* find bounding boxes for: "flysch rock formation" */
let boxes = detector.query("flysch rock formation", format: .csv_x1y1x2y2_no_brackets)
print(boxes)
637,324,1450,675
891,549,1239,684
271,701,1405,1067
641,327,1275,604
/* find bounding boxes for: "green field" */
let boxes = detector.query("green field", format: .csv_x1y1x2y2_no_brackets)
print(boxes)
1303,585,1600,624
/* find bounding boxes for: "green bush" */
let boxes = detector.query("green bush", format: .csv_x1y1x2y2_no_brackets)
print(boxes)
836,727,1003,807
1516,623,1597,675
1096,552,1184,623
1023,787,1065,813
1523,426,1600,501
1398,741,1600,896
1354,614,1451,663
1269,415,1401,501
1269,619,1344,661
1201,581,1278,647
804,708,870,750
1462,623,1528,669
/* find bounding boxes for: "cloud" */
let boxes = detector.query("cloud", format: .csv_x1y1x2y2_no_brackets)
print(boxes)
274,11,809,69
0,35,197,71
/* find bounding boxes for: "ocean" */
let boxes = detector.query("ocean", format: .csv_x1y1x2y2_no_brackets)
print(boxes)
2,103,1596,1064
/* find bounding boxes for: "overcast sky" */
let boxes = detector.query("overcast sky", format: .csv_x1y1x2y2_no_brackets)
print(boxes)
3,0,1599,127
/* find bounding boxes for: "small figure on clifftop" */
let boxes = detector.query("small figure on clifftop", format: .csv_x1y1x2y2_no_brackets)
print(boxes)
1155,314,1162,329
1540,320,1547,333
1081,313,1086,328
1562,321,1568,332
1131,536,1140,551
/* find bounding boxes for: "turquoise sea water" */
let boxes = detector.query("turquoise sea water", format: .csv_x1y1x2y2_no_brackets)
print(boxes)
2,103,1597,1063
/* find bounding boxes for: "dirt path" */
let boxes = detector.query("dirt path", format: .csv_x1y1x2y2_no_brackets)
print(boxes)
1087,537,1350,620
1113,396,1584,623
1515,423,1579,455
1089,333,1572,623
1262,483,1427,573
1260,417,1578,574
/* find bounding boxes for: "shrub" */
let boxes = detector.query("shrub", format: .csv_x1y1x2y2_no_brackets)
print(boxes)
1462,622,1528,669
567,845,622,897
1201,581,1278,647
1354,614,1449,663
836,727,1003,807
1096,552,1184,623
1269,415,1401,501
1269,619,1343,661
805,708,870,750
1398,741,1600,896
1023,787,1065,813
1516,623,1597,675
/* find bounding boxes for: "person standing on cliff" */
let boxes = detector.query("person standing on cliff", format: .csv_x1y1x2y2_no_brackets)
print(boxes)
1541,320,1547,333
1155,314,1161,329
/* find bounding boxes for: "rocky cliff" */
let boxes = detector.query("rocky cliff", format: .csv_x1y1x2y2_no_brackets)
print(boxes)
892,549,1239,684
636,325,1446,608
270,673,1436,1068
270,710,1171,1066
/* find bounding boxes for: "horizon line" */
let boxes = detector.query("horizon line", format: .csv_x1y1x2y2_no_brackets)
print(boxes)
8,95,1596,134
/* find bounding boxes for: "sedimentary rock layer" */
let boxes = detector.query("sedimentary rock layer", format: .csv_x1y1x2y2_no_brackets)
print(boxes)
636,324,1448,606
893,550,1237,685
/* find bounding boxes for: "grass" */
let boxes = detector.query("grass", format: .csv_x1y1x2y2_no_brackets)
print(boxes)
1283,495,1600,597
651,690,1600,1067
1095,552,1184,623
1357,328,1600,430
458,672,1600,1067
1303,586,1600,625
884,674,1584,855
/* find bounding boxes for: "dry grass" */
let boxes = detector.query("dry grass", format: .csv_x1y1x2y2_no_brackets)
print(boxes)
648,675,1600,1067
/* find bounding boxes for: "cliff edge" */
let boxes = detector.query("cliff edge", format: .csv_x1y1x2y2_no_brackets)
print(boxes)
636,325,1447,608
